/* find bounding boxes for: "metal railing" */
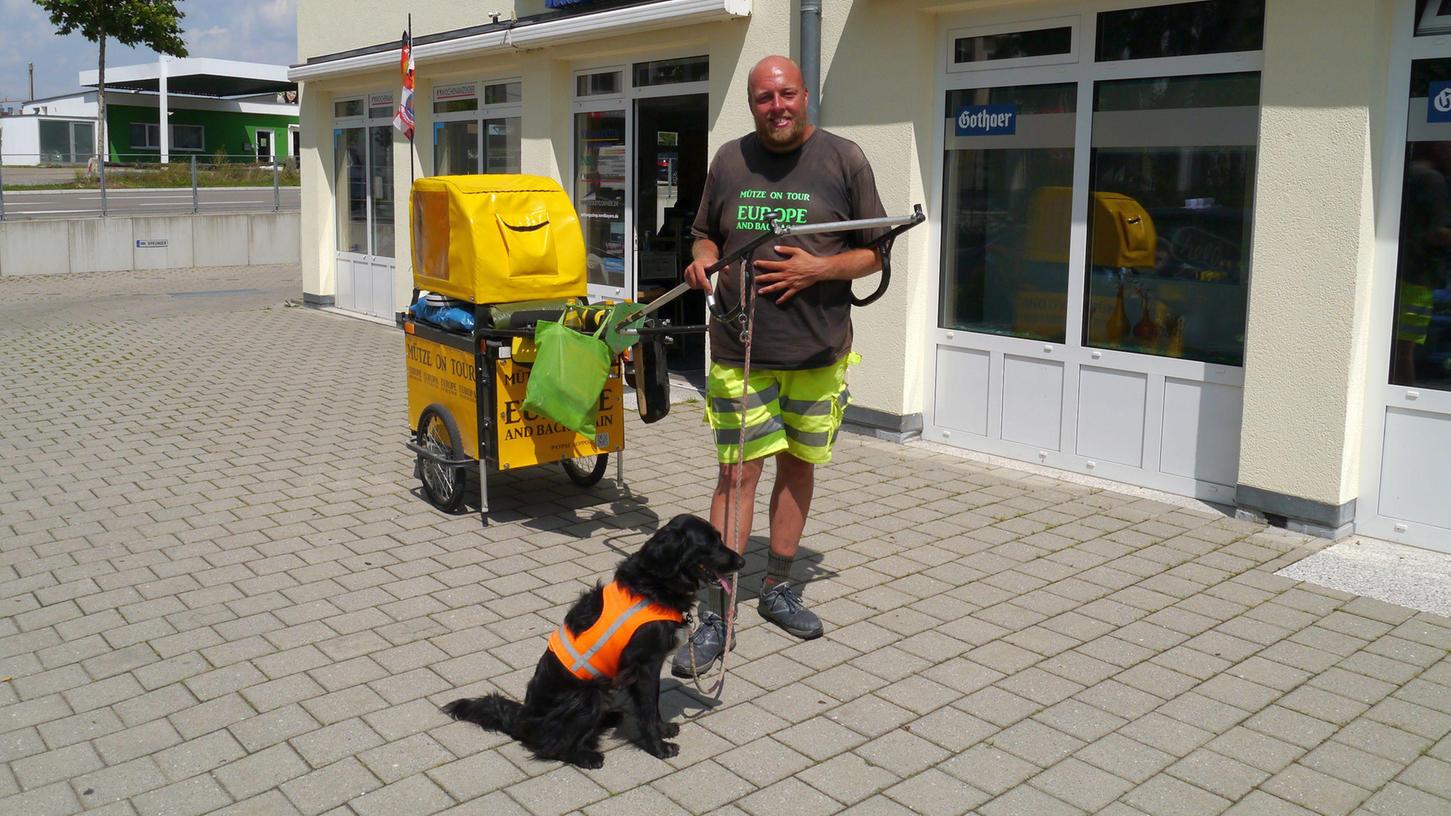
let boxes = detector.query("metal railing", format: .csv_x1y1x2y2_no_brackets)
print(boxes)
0,152,301,220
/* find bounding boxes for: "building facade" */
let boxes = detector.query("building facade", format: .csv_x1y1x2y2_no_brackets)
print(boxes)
292,0,1451,554
0,58,300,166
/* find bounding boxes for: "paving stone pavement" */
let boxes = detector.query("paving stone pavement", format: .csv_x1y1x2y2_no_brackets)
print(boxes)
3,264,1450,816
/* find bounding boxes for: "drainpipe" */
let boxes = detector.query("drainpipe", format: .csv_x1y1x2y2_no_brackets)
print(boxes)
800,0,821,125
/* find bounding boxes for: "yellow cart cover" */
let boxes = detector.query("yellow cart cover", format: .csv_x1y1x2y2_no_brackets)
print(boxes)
410,175,587,304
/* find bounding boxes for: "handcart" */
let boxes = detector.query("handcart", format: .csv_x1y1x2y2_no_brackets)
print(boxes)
400,175,638,518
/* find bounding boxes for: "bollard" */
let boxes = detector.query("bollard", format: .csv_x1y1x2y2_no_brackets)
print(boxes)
273,160,280,212
191,156,198,214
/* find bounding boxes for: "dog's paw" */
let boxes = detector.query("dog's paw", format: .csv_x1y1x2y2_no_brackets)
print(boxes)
660,722,680,738
570,750,605,769
648,741,679,759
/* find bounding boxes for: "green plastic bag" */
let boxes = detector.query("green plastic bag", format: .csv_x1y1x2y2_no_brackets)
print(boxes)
522,307,612,437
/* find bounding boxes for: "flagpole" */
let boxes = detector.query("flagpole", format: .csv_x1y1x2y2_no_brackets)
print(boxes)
408,13,415,189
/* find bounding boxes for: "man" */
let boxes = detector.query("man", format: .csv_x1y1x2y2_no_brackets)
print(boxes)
672,55,887,677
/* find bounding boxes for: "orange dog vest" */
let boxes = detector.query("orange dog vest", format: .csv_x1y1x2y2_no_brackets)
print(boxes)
547,582,685,681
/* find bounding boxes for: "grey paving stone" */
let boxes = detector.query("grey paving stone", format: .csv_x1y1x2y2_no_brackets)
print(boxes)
213,742,312,801
131,774,233,816
1122,774,1231,816
13,741,104,790
979,784,1085,816
883,768,989,816
796,752,900,806
504,766,610,816
738,776,844,816
716,736,814,787
350,773,454,816
1167,748,1271,801
279,757,383,816
654,759,757,814
1362,782,1451,816
0,780,82,816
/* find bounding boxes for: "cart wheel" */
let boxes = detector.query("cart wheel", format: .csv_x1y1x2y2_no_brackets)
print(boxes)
561,453,608,487
417,405,467,513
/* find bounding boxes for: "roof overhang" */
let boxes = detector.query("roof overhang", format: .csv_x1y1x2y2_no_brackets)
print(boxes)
289,0,751,82
81,58,295,98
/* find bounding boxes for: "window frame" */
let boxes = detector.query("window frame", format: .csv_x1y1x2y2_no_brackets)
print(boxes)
946,16,1081,74
933,0,1265,374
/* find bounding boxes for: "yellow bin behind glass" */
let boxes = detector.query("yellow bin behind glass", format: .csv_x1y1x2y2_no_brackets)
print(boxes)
410,174,587,304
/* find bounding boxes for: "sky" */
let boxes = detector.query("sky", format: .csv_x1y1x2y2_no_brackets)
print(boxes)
0,0,297,102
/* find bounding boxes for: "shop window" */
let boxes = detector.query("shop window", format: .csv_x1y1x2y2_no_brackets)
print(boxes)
368,93,394,120
1391,57,1451,391
1096,0,1264,62
1418,0,1451,36
433,120,479,175
1083,72,1260,367
952,26,1073,66
632,56,708,87
577,71,622,97
334,127,368,254
575,110,627,288
431,78,520,176
433,82,479,114
939,83,1077,341
484,117,521,173
484,81,522,105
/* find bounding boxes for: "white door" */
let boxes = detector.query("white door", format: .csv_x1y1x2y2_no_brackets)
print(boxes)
924,8,1262,504
1359,7,1451,553
332,94,397,320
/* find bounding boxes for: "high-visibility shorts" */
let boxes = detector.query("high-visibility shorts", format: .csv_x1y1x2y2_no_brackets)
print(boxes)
705,352,858,465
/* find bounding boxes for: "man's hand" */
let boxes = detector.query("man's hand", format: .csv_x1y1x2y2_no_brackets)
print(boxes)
683,257,717,291
754,245,831,305
684,238,721,291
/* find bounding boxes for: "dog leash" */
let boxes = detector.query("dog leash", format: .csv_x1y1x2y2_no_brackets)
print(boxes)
687,254,756,699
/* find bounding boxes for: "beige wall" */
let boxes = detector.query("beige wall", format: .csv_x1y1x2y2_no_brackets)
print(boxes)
1238,0,1396,506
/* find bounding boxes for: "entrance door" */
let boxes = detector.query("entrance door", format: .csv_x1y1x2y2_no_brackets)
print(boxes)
574,101,631,301
256,129,273,163
1360,37,1451,552
635,94,708,371
331,93,397,320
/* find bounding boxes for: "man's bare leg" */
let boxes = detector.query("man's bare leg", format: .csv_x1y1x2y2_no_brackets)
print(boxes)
768,452,813,562
757,452,822,638
711,459,765,555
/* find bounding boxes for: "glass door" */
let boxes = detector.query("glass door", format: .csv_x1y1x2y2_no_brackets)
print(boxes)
574,101,631,300
1361,50,1451,551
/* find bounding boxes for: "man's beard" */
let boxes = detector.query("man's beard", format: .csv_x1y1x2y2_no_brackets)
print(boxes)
757,116,806,150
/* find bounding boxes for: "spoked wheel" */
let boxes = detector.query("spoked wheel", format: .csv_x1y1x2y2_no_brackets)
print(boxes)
560,453,608,487
416,404,467,512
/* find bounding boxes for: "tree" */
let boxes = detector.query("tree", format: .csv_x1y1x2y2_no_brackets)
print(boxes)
35,0,186,184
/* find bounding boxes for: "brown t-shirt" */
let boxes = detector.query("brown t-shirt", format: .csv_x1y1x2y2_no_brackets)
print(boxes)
692,130,887,370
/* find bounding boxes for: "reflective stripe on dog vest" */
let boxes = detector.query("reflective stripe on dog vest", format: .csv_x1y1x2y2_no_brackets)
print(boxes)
547,581,685,680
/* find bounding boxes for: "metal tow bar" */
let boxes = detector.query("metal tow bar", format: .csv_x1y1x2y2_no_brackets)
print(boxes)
616,205,926,336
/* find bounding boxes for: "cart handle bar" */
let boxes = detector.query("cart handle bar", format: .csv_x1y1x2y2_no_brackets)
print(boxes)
628,205,925,325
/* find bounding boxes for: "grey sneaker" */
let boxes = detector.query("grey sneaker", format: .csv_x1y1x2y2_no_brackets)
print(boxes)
757,582,823,639
671,611,732,678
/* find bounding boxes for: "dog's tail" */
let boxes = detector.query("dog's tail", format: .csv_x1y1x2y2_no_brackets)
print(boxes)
441,694,521,736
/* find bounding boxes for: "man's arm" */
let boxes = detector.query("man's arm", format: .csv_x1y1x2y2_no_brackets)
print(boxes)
683,237,722,291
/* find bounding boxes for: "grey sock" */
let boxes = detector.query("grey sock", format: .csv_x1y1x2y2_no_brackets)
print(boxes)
763,551,793,590
702,584,730,618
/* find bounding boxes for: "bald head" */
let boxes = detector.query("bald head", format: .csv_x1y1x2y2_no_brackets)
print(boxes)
746,55,813,152
748,56,804,97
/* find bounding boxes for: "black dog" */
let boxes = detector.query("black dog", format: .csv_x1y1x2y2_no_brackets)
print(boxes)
442,514,744,768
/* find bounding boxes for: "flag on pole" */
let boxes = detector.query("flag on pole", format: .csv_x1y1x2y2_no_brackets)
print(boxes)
393,29,415,141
